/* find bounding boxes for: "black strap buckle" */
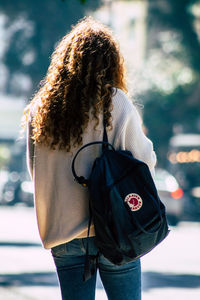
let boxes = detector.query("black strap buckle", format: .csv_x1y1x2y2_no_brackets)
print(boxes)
75,176,88,187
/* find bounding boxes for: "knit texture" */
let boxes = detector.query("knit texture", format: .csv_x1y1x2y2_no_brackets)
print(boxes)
27,88,157,249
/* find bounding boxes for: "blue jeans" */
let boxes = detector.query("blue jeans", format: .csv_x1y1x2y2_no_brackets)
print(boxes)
51,237,141,300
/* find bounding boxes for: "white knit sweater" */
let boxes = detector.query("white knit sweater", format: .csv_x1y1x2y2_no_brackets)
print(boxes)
27,88,157,249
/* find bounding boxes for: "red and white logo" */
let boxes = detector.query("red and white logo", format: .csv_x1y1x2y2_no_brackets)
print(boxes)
124,193,143,211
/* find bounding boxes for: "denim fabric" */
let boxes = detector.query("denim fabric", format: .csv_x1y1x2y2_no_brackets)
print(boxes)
51,237,141,300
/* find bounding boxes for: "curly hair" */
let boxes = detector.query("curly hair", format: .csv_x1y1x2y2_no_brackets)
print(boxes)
24,16,127,151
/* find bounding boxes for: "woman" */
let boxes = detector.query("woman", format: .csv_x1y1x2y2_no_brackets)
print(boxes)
24,17,156,300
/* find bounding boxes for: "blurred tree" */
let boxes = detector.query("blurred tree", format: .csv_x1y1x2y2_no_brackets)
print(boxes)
141,0,200,166
0,0,101,98
1,0,199,167
61,0,87,3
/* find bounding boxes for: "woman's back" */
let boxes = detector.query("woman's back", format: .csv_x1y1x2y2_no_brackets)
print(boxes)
27,88,156,249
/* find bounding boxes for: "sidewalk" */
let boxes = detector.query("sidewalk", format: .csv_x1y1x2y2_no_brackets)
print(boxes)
0,206,107,299
0,206,200,299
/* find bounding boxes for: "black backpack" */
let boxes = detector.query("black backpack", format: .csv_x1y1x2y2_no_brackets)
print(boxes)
72,126,170,281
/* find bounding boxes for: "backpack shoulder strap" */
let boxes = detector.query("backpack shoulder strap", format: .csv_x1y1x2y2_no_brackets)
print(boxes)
71,140,114,186
71,115,113,186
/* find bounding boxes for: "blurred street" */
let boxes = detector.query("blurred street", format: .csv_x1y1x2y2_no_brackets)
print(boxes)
0,206,200,299
1,1,200,299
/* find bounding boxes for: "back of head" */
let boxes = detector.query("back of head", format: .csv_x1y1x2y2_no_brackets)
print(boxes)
27,17,127,151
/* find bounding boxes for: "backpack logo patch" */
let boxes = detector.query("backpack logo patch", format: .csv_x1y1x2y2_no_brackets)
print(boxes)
124,193,143,211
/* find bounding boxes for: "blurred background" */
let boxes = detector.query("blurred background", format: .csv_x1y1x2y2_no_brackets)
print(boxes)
0,0,200,299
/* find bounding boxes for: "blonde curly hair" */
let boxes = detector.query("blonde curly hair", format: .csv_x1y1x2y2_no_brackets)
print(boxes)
24,16,127,151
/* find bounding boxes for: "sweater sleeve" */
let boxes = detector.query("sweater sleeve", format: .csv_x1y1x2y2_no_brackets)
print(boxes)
117,104,157,171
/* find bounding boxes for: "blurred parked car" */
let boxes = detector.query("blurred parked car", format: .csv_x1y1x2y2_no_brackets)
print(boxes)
0,170,9,201
0,171,34,207
0,168,186,224
168,134,200,221
154,168,186,225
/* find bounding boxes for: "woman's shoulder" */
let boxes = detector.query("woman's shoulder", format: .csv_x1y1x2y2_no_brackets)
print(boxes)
112,88,137,117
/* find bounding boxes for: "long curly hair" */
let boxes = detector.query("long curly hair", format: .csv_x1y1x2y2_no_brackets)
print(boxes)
24,16,127,151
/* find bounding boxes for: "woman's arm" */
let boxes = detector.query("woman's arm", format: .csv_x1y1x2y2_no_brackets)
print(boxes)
117,103,157,172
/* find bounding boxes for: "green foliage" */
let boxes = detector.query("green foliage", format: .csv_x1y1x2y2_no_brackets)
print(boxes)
147,0,200,74
141,0,200,166
62,0,87,3
0,0,199,168
0,0,101,98
142,82,200,165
